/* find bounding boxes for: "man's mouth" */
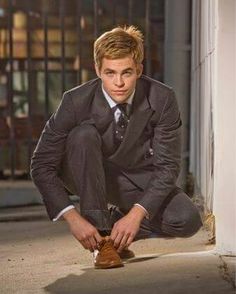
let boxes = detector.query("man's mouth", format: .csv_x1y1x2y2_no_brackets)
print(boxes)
113,90,127,94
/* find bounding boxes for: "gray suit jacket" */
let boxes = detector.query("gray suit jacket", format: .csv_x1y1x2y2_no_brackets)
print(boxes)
31,75,182,220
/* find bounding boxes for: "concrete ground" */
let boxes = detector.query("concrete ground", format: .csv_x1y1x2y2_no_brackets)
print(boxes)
0,205,235,294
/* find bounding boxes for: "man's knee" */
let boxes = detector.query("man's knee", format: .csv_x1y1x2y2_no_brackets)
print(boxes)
67,124,101,148
162,201,203,238
170,207,203,237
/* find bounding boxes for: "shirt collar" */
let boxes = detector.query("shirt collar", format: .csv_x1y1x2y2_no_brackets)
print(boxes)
102,85,135,108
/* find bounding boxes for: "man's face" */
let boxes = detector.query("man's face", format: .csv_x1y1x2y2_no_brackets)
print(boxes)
95,56,143,103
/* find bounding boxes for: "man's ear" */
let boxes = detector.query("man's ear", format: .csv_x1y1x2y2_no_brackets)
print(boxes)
95,64,101,78
137,64,143,77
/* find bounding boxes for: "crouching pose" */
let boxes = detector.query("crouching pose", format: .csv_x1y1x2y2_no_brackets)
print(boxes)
31,26,202,269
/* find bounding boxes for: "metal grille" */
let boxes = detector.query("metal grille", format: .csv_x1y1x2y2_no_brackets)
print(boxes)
0,0,164,180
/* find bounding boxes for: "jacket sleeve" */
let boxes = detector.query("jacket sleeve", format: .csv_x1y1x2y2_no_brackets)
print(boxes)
138,89,182,220
31,91,77,219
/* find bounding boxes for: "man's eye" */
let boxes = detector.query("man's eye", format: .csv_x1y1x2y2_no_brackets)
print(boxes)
123,72,132,77
105,72,114,76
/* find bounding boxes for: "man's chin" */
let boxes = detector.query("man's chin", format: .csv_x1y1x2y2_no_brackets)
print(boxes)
111,95,129,103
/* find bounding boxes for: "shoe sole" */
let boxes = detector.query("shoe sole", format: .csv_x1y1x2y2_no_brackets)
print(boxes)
95,263,124,269
119,254,135,260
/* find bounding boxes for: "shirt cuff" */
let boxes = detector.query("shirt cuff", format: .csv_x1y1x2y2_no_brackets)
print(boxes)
52,205,75,221
134,203,149,219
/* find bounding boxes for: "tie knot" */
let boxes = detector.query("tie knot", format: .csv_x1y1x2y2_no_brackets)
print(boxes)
117,103,130,117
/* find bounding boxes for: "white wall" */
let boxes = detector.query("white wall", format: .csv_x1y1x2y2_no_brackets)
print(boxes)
190,0,216,211
191,0,236,254
213,0,236,255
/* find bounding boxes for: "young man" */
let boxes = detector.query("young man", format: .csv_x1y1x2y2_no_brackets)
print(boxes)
31,26,202,269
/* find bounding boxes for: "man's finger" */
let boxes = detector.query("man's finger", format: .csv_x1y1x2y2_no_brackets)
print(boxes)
117,234,129,253
113,232,123,249
94,232,103,244
110,229,119,241
126,235,134,248
80,239,89,250
89,236,97,251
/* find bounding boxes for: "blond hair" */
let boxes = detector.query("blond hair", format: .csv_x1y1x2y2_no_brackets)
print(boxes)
94,26,144,70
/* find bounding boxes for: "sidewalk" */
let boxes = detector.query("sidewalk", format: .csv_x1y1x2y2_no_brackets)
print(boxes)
0,205,235,293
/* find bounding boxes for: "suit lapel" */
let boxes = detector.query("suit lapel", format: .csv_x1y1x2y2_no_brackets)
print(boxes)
108,79,153,162
90,81,117,155
91,80,114,133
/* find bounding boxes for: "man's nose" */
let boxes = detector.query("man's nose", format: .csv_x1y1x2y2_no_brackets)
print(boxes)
114,75,125,87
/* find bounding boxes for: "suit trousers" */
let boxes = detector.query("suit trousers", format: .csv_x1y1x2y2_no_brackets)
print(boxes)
61,124,202,240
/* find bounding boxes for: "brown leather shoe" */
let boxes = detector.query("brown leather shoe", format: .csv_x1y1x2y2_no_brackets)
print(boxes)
118,248,135,260
94,237,124,269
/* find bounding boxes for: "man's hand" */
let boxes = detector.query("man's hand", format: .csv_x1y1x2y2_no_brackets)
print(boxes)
63,208,102,252
110,206,146,253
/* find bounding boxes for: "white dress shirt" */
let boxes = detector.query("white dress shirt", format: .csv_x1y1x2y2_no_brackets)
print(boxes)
53,86,148,221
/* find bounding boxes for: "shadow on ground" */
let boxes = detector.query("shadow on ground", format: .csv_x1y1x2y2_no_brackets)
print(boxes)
44,253,235,294
44,255,162,294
